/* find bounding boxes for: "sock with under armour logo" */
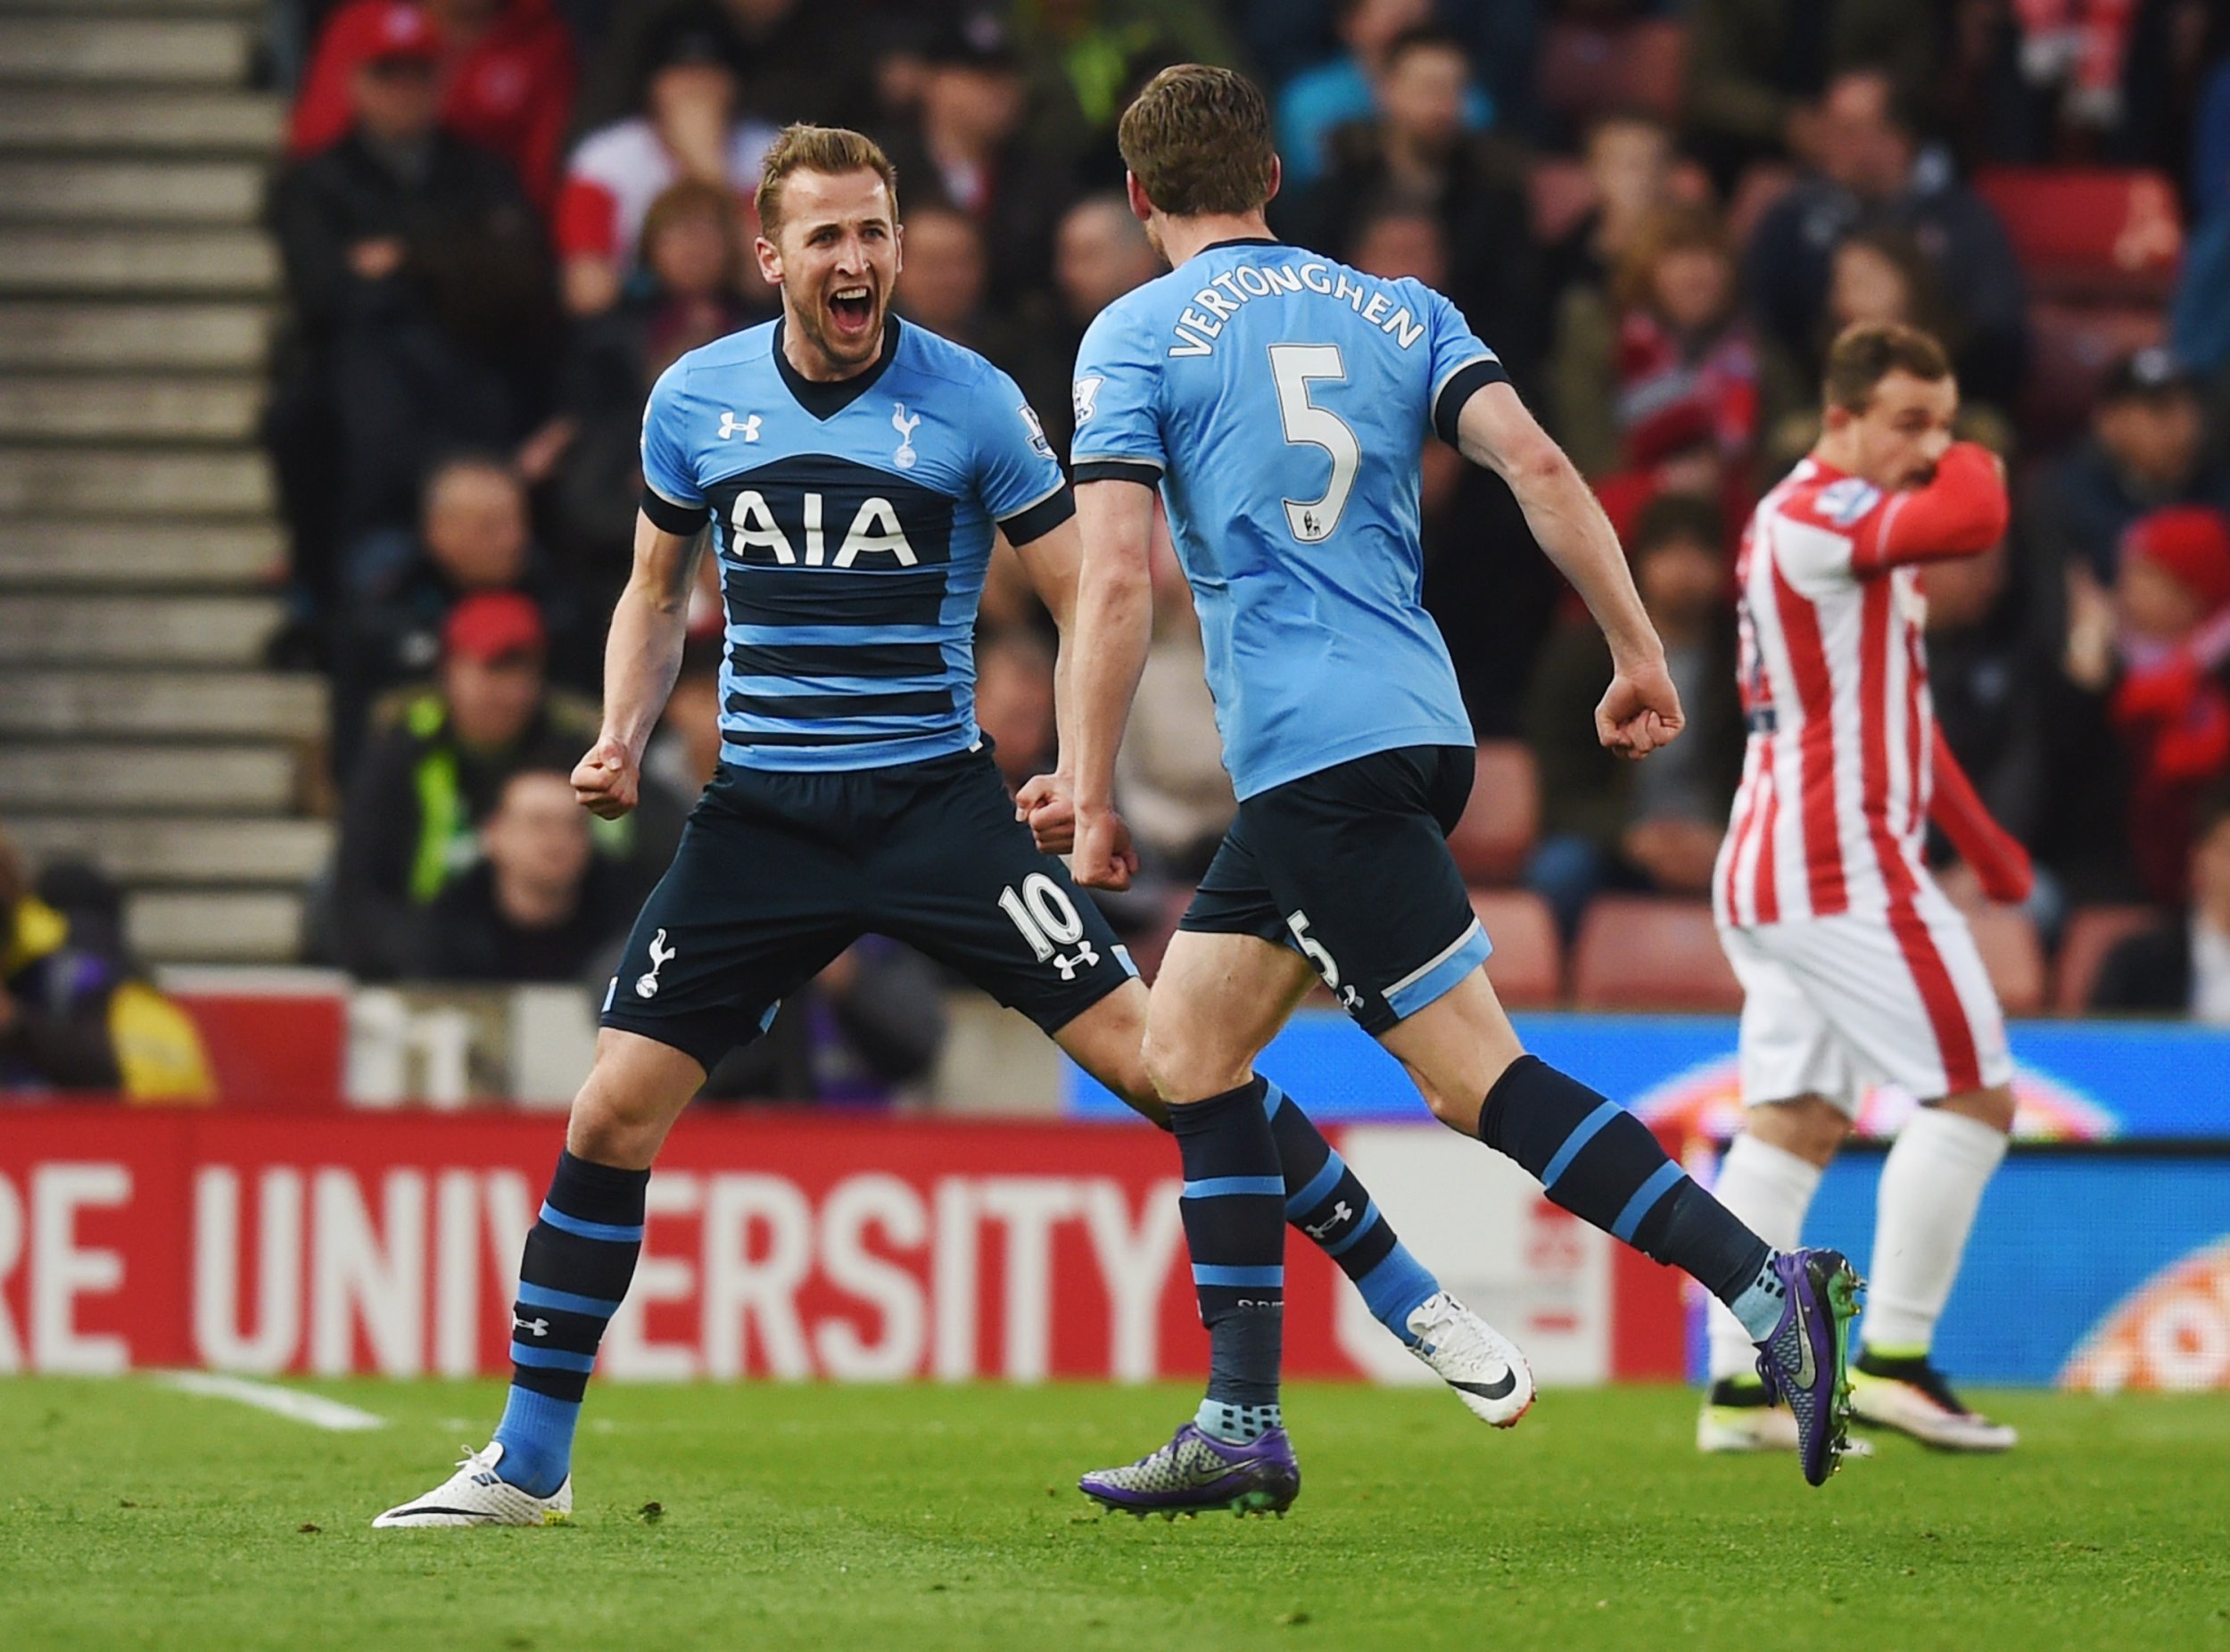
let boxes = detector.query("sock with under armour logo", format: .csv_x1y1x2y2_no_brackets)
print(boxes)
1478,1055,1780,1337
1171,1076,1286,1443
490,1150,648,1496
1265,1079,1439,1345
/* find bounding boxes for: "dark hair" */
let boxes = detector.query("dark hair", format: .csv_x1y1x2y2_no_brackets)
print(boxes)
1631,492,1725,560
756,124,900,242
1822,320,1953,413
1118,64,1277,219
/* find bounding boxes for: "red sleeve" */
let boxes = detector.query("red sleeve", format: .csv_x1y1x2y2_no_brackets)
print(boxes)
1849,442,2009,575
553,175,618,259
1929,724,2033,903
516,36,578,213
287,0,370,156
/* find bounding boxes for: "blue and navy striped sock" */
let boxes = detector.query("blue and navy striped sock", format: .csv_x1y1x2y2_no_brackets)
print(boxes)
490,1151,648,1497
1172,1075,1285,1438
1265,1080,1439,1345
1479,1055,1770,1309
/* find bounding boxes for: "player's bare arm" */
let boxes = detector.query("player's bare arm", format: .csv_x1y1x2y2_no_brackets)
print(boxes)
574,511,703,819
1453,380,1682,760
1007,517,1086,853
1061,477,1153,888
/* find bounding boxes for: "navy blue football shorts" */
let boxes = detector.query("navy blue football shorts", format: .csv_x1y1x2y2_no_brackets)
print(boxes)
601,748,1136,1070
1179,743,1491,1036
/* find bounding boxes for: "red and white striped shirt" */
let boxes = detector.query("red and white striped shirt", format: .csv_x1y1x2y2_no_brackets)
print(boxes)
1714,444,2009,928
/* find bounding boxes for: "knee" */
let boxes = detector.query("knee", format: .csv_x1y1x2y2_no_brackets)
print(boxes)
1404,1057,1483,1133
1140,1016,1245,1107
1747,1095,1850,1167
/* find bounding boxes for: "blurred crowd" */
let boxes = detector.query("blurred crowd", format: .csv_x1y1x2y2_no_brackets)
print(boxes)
252,0,2230,1067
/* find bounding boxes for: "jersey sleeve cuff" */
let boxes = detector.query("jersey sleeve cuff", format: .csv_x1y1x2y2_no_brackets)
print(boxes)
1431,358,1510,448
1070,458,1164,488
999,483,1076,547
640,485,710,536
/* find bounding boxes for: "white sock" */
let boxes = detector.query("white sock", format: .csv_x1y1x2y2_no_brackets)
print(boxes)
1704,1133,1823,1383
1864,1106,2009,1357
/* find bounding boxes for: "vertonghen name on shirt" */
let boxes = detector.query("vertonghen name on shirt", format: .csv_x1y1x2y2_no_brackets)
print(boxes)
1167,261,1427,359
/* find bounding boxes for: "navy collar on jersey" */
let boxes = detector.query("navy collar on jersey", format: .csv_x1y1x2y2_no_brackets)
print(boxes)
772,314,902,421
1199,236,1282,253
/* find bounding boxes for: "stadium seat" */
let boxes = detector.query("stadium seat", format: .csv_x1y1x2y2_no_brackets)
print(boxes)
1971,168,2184,302
2020,301,2168,446
1446,741,1539,884
1570,896,1743,1013
1468,887,1563,1009
2054,904,2161,1015
1537,19,1685,128
1964,907,2047,1018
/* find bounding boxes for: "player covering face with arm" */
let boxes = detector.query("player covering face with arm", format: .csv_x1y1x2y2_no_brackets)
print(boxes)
1703,323,2026,1456
1063,66,1862,1517
374,124,1527,1531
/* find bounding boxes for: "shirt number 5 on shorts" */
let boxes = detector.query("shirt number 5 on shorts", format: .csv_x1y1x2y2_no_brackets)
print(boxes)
1268,343,1358,544
999,872,1101,980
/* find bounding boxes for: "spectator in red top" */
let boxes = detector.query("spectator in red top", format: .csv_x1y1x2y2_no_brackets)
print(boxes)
1552,203,1762,489
290,0,577,211
552,12,778,317
2061,506,2230,904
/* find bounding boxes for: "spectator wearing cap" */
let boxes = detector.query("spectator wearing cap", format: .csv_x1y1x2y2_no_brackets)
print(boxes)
267,5,556,608
1681,0,1936,189
572,0,871,136
289,0,578,211
413,767,636,983
552,12,780,317
325,591,685,979
1284,27,1536,383
2062,506,2230,904
1275,0,1491,191
875,10,1081,310
333,454,583,773
2030,348,2230,591
1523,492,1746,937
2089,789,2230,1021
1742,68,2029,409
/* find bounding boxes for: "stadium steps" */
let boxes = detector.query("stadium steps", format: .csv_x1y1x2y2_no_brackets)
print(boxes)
5,815,331,883
0,302,271,371
0,159,264,223
0,670,325,739
0,0,321,964
0,519,281,586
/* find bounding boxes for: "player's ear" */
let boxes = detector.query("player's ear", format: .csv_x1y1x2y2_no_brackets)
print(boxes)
892,219,904,277
1124,171,1152,224
1262,153,1282,208
753,234,782,290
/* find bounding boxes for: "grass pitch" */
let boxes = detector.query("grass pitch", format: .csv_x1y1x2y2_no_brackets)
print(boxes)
2,1379,2226,1652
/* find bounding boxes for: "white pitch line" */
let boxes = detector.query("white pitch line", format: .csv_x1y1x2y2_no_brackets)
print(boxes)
159,1371,388,1432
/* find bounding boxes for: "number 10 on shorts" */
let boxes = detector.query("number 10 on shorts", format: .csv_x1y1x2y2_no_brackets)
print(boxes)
999,873,1100,980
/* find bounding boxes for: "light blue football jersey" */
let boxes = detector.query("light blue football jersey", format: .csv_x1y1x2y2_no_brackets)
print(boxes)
1070,239,1507,799
640,317,1070,772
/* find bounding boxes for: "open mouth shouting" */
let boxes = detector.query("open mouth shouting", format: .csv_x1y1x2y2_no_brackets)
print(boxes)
827,283,879,343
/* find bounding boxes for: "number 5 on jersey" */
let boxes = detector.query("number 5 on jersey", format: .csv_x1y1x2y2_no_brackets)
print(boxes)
1268,343,1359,544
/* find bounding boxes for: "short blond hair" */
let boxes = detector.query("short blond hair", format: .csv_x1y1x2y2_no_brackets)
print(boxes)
755,123,900,242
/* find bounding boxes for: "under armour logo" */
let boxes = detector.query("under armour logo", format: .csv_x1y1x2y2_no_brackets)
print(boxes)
1303,1200,1353,1242
718,410,761,442
513,1316,550,1338
636,929,676,999
891,402,921,469
1052,942,1100,981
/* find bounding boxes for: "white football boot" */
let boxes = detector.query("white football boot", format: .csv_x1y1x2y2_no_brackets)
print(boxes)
373,1442,572,1528
1850,1353,2018,1451
1406,1291,1535,1426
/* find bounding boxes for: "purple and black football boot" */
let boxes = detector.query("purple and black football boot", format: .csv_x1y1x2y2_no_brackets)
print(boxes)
1078,1422,1301,1518
1753,1246,1863,1487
